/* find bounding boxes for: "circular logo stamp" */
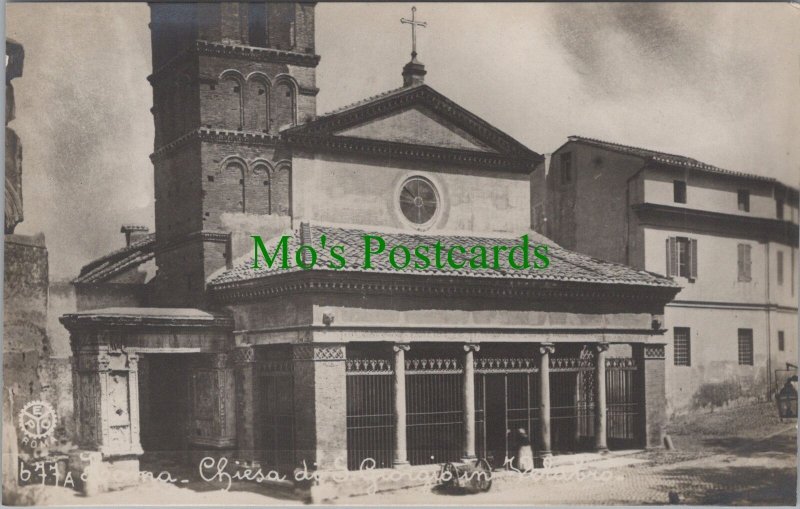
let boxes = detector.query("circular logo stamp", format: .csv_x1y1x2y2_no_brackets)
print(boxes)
18,400,57,447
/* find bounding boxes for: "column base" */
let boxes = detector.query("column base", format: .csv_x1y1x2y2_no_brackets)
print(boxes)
595,447,610,454
392,460,411,468
539,450,553,458
460,455,477,464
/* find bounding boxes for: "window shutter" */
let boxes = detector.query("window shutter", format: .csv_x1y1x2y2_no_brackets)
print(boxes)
666,237,676,277
737,244,744,280
689,239,698,279
744,244,751,281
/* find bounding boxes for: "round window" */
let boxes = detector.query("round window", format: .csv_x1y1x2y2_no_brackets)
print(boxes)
399,177,438,225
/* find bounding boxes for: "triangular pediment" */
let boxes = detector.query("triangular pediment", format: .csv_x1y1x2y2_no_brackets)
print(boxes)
334,105,498,153
283,85,542,171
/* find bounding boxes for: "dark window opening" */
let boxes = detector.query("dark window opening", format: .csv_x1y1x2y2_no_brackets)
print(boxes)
233,86,241,93
777,251,784,285
738,189,750,212
777,198,785,220
738,329,753,366
239,179,244,185
673,180,687,204
263,181,269,186
207,176,214,182
210,84,216,91
778,331,785,352
674,327,691,366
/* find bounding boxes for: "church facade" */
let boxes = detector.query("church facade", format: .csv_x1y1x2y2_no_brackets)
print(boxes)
60,3,680,488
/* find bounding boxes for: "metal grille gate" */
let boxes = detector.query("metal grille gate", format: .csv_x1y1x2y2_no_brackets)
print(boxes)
550,349,596,452
258,360,295,471
345,359,394,471
606,357,639,447
475,358,540,467
406,358,463,465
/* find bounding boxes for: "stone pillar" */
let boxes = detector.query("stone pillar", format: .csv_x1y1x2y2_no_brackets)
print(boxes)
462,343,480,461
69,338,143,492
634,343,667,449
538,343,554,457
392,344,410,467
232,346,257,463
594,342,610,453
292,344,347,471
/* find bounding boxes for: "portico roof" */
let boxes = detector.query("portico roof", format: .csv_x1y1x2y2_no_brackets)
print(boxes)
208,223,679,291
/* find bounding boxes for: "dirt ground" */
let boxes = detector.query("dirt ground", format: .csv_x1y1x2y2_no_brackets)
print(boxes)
6,401,797,506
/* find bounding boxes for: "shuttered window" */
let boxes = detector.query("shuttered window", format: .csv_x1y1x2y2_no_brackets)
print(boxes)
737,244,752,282
738,329,754,366
666,237,697,279
673,327,691,366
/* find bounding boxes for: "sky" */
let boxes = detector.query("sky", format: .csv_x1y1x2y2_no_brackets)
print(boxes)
6,2,800,278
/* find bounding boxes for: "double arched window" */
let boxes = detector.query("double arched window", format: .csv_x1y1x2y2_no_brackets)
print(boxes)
208,158,291,217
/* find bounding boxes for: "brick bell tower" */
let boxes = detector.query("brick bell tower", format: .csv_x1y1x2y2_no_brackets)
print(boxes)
147,2,319,307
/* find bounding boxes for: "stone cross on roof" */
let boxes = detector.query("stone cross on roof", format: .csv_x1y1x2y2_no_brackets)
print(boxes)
401,6,427,59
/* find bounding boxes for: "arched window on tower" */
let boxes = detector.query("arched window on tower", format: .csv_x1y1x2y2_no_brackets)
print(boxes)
220,74,244,130
272,80,296,131
246,76,270,132
220,160,246,213
248,163,271,215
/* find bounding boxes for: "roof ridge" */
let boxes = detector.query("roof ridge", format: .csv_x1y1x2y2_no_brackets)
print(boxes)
568,135,777,184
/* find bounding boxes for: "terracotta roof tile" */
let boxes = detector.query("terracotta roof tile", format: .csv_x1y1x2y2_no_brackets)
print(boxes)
74,233,155,284
568,136,778,183
208,224,677,289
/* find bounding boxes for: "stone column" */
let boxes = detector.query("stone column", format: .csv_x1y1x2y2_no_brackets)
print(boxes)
594,342,610,453
462,343,480,461
292,343,347,470
538,343,555,457
393,344,410,467
232,346,257,463
633,343,667,449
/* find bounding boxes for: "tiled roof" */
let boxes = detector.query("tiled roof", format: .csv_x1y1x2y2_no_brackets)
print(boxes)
568,136,778,184
208,224,678,289
317,85,410,119
74,233,156,284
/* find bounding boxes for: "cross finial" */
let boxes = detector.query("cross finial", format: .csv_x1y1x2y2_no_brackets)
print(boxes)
401,6,427,59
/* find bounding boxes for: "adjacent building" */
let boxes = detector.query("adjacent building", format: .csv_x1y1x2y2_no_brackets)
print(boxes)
538,136,799,414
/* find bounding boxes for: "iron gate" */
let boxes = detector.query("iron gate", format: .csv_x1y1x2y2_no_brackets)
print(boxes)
605,357,639,446
345,358,394,471
258,360,295,471
406,358,463,465
475,358,540,467
550,349,596,452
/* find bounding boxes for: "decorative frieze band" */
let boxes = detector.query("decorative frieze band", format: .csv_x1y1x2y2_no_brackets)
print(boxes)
257,360,294,375
232,346,255,365
474,358,538,374
293,344,346,361
643,345,666,360
549,356,596,372
605,357,637,370
405,358,462,374
345,359,393,375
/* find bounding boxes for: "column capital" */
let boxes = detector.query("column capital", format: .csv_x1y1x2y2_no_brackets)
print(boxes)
539,343,555,356
595,342,610,353
463,343,481,353
393,343,411,353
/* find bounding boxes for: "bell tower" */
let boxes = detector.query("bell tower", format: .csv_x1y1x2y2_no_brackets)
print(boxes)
147,2,319,306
